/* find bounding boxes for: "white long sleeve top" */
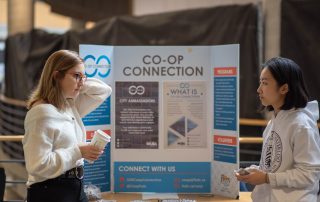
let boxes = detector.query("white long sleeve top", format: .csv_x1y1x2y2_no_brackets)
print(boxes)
23,78,112,187
252,100,320,202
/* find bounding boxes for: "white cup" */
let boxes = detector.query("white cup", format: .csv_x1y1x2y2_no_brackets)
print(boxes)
88,129,111,163
91,129,111,149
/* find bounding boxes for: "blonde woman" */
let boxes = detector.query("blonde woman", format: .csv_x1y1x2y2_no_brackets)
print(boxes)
23,50,112,202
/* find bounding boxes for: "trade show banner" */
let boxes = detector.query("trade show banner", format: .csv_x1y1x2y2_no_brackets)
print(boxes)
211,46,240,198
80,45,114,192
80,45,239,198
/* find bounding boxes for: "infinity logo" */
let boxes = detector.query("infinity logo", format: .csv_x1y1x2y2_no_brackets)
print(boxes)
179,82,190,88
128,85,145,95
83,54,111,78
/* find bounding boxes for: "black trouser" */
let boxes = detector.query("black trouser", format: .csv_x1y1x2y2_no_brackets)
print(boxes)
27,177,88,202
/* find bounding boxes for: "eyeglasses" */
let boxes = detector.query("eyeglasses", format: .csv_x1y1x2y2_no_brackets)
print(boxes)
67,72,87,83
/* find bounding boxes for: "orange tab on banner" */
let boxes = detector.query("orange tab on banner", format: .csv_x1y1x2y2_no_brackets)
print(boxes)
214,67,237,76
214,135,237,146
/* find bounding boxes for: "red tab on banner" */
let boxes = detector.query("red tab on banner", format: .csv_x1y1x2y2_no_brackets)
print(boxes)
214,135,237,146
214,67,237,76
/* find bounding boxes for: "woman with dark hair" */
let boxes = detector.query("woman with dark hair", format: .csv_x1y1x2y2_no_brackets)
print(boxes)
236,57,320,201
23,50,112,202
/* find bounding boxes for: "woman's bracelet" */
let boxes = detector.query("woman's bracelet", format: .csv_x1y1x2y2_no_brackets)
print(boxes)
265,173,270,184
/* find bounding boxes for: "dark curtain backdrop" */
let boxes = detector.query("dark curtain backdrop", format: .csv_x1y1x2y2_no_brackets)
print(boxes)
281,0,320,104
4,4,261,118
42,0,131,21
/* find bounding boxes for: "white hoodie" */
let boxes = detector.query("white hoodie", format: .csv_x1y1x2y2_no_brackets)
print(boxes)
23,78,112,187
252,100,320,202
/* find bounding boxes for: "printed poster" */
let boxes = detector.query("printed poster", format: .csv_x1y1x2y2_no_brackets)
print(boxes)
163,81,207,149
115,81,159,149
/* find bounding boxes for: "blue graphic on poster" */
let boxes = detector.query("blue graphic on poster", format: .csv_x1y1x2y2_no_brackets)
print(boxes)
213,68,237,131
82,98,111,126
114,162,211,193
80,45,114,192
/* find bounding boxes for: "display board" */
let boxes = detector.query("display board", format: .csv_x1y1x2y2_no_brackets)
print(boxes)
80,46,114,192
80,44,239,198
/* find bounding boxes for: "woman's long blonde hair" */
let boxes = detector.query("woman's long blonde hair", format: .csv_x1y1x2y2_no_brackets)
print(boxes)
27,50,83,110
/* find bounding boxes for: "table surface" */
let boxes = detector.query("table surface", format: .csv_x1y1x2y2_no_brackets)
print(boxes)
102,192,252,201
